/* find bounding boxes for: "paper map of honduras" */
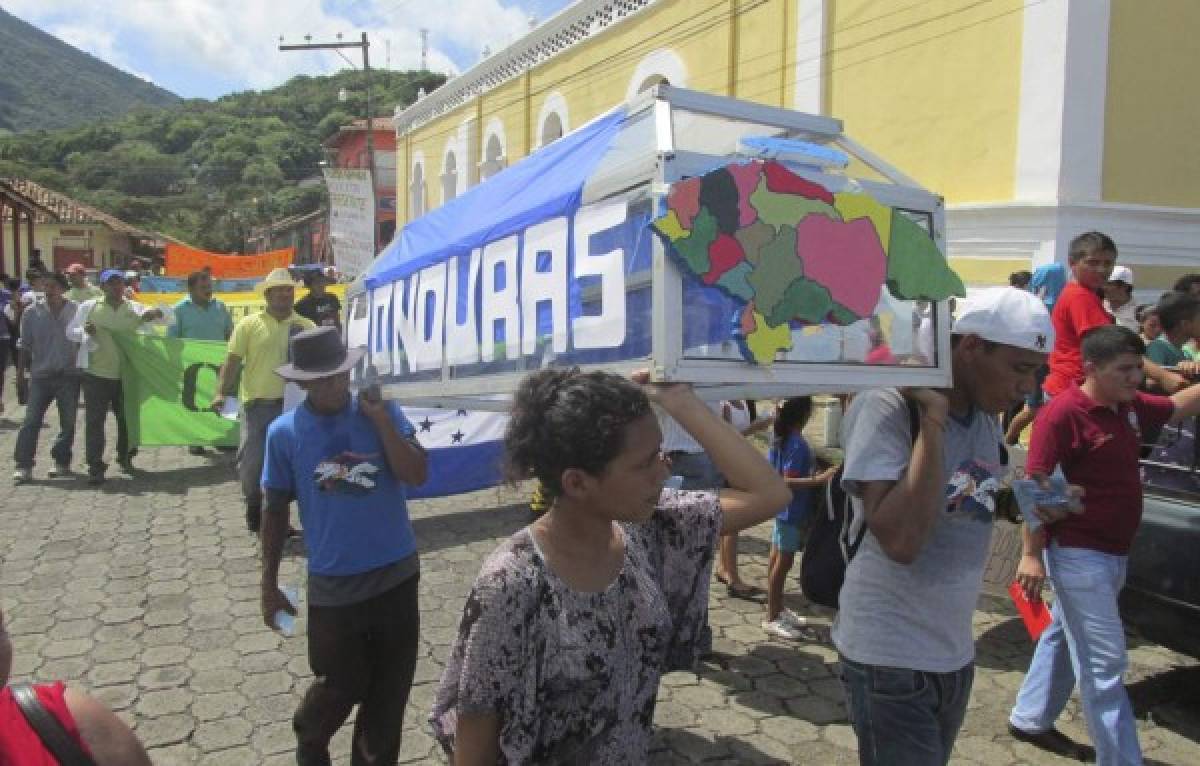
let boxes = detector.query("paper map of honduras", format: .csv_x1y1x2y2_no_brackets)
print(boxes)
651,160,965,364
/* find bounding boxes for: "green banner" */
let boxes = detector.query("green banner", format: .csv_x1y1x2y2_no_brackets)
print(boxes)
116,334,238,448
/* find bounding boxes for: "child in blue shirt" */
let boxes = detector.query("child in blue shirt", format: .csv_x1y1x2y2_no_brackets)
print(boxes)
763,397,838,640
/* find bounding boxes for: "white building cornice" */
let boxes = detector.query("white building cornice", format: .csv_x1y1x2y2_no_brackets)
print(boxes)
394,0,661,134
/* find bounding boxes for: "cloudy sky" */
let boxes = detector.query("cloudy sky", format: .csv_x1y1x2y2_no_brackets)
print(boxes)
7,0,574,99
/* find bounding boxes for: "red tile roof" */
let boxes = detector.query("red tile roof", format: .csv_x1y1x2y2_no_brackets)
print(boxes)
0,178,160,239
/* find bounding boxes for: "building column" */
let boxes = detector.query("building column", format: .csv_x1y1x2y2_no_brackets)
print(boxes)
1013,0,1112,265
0,200,6,275
12,207,21,278
793,0,828,115
25,211,34,268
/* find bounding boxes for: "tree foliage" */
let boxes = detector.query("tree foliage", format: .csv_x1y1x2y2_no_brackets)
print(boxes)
0,8,180,134
0,68,445,251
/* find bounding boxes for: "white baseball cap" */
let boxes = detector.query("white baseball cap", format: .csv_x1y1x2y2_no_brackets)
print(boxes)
1107,265,1134,286
952,287,1054,354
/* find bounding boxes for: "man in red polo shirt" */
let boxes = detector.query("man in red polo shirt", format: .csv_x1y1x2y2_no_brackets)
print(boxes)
1008,325,1200,763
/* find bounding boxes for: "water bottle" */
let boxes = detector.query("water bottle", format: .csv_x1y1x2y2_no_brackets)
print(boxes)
362,363,381,403
274,585,299,637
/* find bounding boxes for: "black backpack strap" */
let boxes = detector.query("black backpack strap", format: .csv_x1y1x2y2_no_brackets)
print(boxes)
906,397,921,444
10,683,99,766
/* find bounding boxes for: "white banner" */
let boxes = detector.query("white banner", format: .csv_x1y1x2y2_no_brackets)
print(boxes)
324,167,376,278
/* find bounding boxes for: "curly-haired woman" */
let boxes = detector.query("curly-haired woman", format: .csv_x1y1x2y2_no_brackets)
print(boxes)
430,368,790,764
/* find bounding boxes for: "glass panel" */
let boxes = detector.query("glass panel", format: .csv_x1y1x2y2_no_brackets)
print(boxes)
672,110,787,157
680,278,941,368
582,107,656,199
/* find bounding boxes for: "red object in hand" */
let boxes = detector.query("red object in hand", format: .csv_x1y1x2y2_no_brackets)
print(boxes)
1008,581,1054,641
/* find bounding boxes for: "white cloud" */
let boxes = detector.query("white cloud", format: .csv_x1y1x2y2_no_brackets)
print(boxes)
6,0,548,96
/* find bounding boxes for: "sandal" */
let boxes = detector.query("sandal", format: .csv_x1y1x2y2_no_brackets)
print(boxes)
715,572,730,586
726,582,766,602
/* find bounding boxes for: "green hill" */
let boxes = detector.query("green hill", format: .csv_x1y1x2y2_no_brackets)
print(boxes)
0,63,445,251
0,7,180,133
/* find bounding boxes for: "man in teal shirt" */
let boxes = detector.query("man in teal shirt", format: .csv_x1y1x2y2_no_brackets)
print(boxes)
169,270,233,342
169,270,232,455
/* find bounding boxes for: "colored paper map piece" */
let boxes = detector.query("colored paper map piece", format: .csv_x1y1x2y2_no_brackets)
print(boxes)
651,159,964,365
739,307,794,364
795,215,886,318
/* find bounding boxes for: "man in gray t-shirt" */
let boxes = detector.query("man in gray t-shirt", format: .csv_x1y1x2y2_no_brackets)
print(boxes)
834,288,1060,766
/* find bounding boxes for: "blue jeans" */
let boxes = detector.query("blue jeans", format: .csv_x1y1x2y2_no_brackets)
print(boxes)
840,655,974,766
1010,544,1141,765
14,374,81,469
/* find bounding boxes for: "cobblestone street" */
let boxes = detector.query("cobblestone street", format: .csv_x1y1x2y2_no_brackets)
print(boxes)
1,398,1198,764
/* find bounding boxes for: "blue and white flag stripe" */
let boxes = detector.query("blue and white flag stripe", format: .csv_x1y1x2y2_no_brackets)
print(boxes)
403,407,507,499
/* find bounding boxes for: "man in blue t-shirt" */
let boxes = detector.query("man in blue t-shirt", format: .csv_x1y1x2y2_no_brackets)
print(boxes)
260,326,428,766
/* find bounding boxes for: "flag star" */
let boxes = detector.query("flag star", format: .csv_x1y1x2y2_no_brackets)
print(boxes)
419,417,433,432
451,430,465,443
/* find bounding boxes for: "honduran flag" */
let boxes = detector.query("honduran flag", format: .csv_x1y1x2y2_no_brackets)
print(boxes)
284,382,508,499
402,406,507,499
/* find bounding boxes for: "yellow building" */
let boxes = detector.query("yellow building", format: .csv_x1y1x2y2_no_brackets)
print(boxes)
0,178,161,277
392,0,1200,299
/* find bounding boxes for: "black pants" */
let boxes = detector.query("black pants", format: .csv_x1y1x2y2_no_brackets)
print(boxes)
295,574,421,766
82,373,132,474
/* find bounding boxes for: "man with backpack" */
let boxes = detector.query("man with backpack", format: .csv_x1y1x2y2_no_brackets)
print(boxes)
834,288,1063,766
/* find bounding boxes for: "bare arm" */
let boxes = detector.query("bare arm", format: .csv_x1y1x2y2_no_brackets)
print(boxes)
259,490,296,629
63,688,153,766
1144,358,1187,394
859,391,949,566
210,353,242,411
1169,381,1200,425
741,415,773,437
360,398,428,486
644,380,789,534
453,712,501,766
783,465,838,490
1015,522,1048,602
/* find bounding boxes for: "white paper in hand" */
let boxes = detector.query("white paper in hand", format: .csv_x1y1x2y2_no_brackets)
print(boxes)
274,586,300,637
219,396,240,420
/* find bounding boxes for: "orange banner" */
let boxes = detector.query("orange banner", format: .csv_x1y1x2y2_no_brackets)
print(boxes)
164,244,294,278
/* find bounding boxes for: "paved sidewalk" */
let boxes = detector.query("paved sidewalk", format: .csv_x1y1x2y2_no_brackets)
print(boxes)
1,393,1198,764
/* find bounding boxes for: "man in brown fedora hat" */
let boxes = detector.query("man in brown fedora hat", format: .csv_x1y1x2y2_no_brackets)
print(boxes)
259,326,427,766
212,268,314,532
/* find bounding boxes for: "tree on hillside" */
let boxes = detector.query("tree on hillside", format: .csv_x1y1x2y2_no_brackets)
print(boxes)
0,68,447,250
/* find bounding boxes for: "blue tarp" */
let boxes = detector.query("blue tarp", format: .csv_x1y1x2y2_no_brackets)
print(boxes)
364,106,628,289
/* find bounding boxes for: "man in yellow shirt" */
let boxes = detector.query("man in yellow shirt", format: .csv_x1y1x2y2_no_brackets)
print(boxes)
212,268,315,533
70,270,162,484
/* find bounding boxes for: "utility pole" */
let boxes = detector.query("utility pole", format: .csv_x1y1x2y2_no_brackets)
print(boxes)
280,32,378,257
419,29,428,71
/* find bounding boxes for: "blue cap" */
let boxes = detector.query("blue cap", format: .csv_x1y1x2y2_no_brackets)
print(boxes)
99,269,124,284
